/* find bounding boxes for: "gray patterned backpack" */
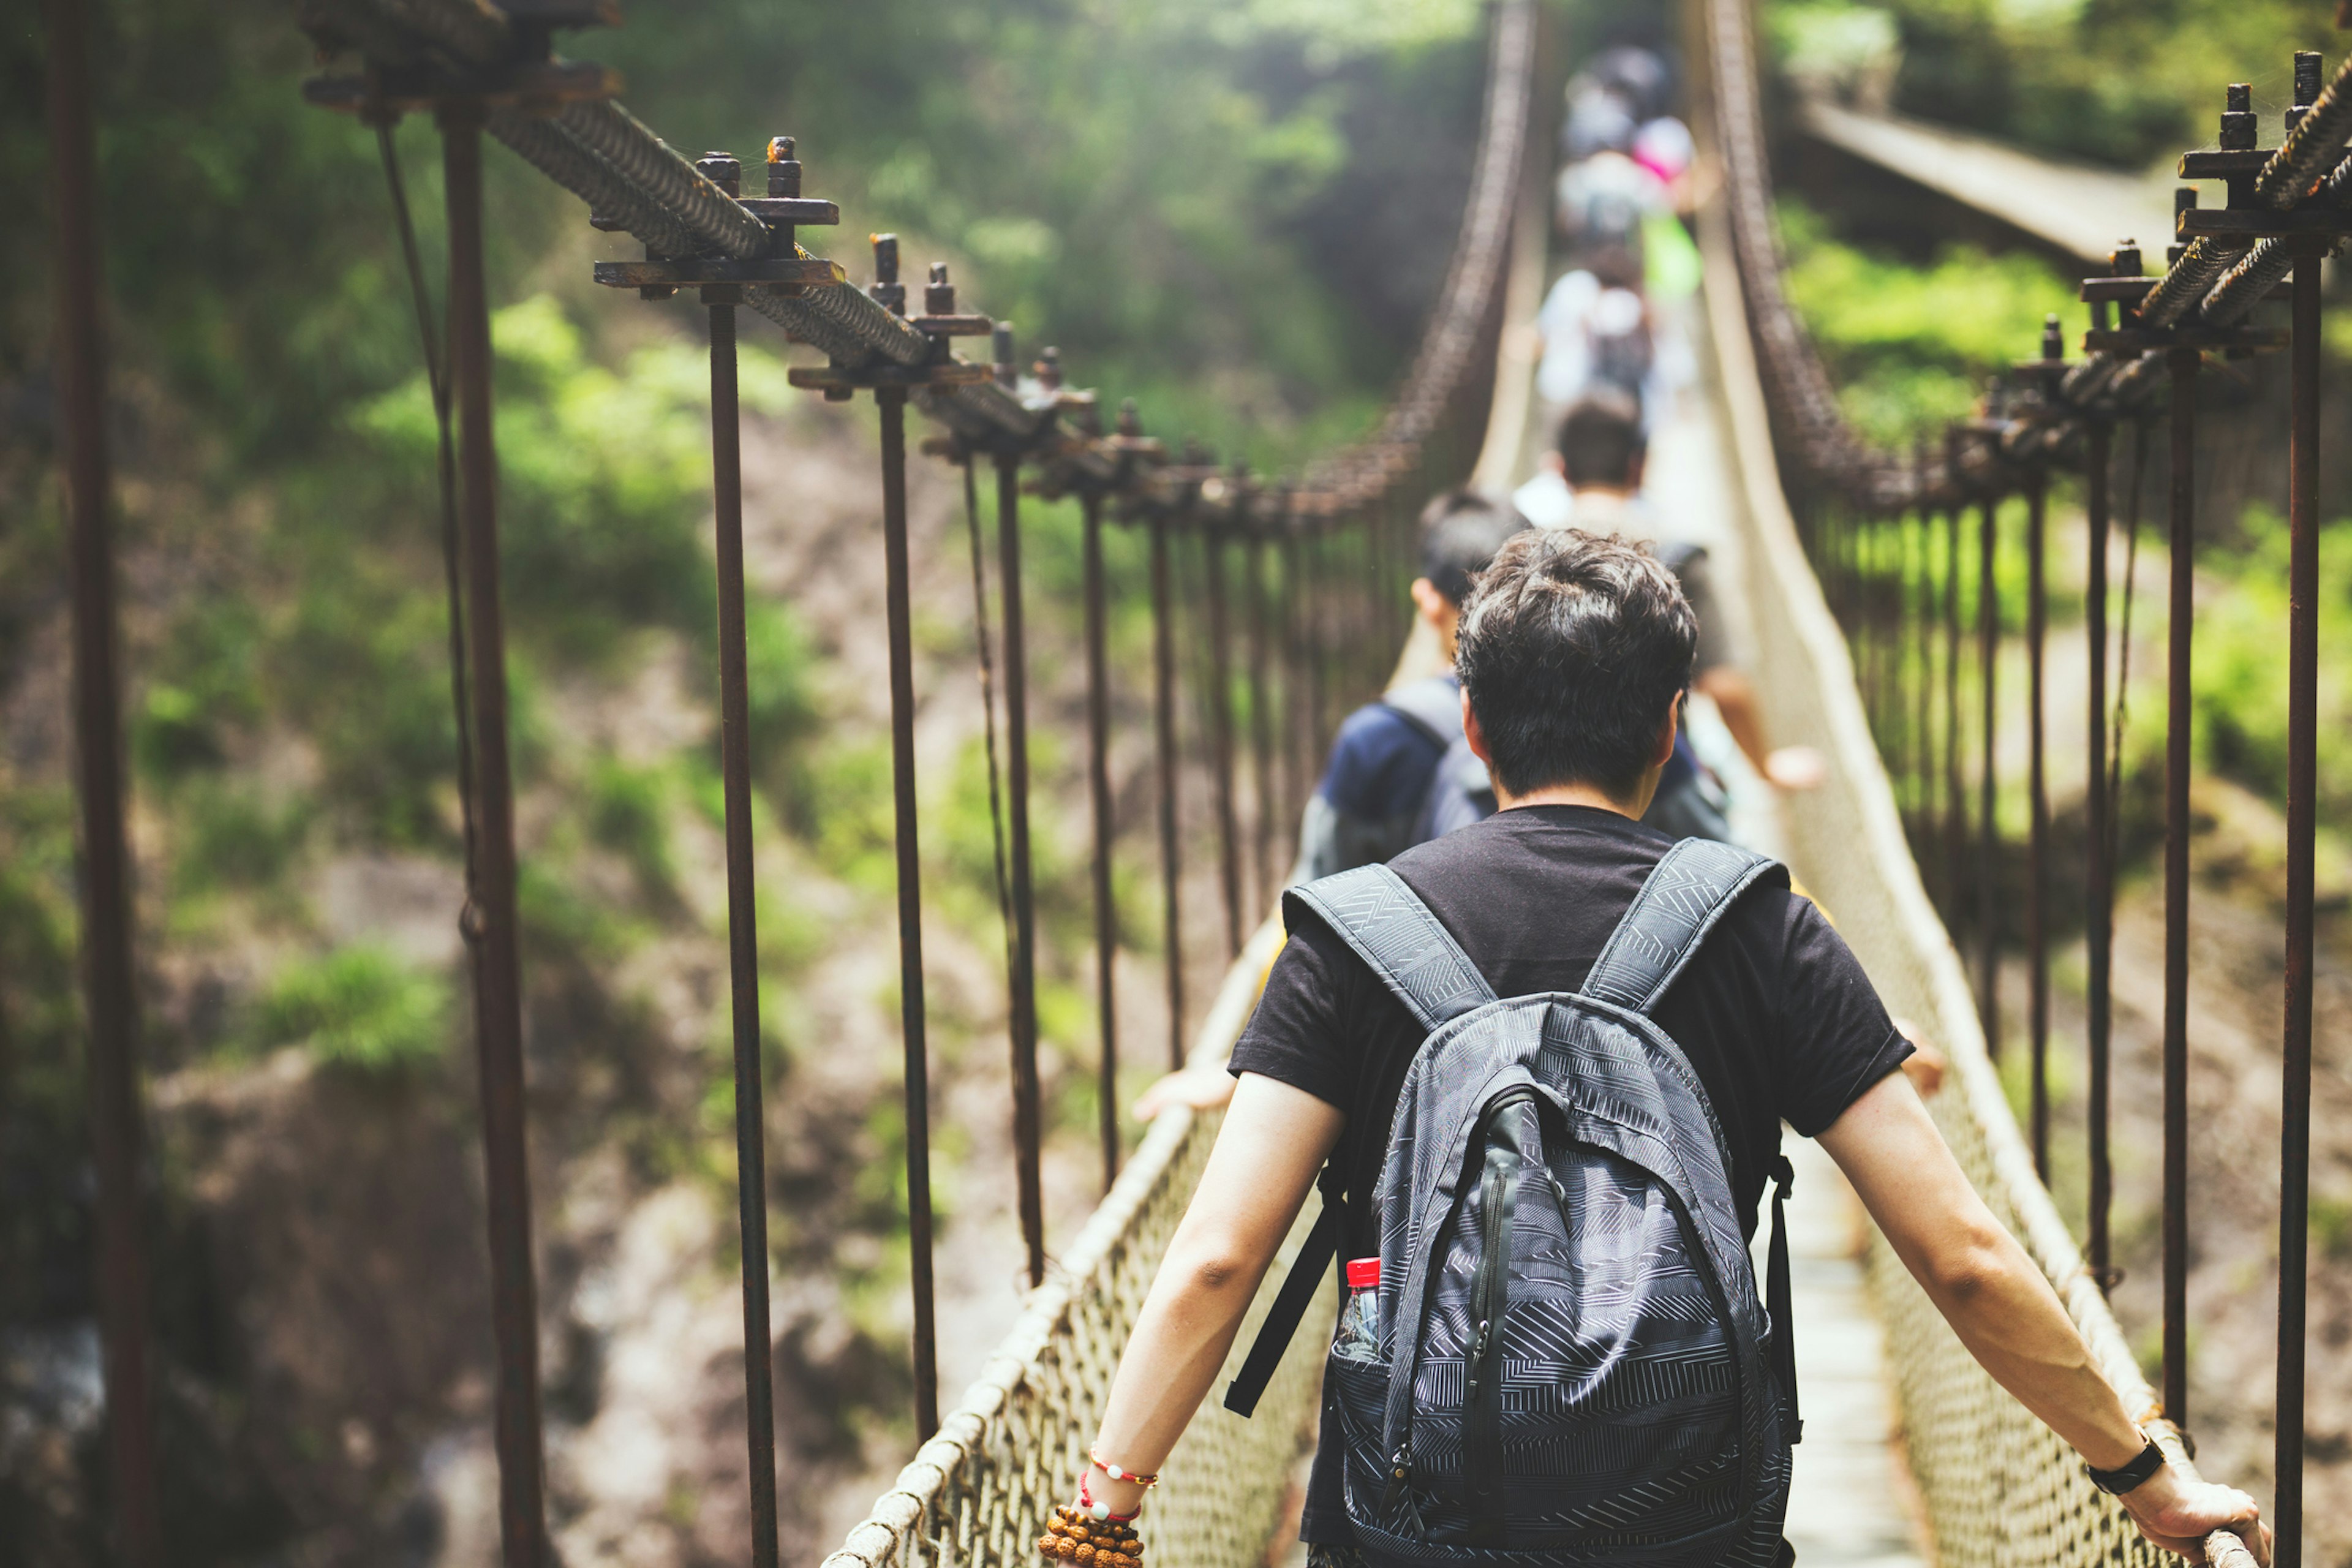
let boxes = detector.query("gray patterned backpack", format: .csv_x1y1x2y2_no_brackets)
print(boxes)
1226,839,1801,1568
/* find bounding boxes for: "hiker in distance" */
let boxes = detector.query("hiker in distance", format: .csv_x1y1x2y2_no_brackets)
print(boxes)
1069,530,2267,1567
1132,489,1517,1127
1289,488,1524,884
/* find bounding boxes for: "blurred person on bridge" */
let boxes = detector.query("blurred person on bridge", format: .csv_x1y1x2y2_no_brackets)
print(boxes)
1284,489,1524,886
1517,393,1826,835
1081,530,2269,1568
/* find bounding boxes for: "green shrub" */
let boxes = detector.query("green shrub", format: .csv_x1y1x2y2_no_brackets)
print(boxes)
254,945,451,1074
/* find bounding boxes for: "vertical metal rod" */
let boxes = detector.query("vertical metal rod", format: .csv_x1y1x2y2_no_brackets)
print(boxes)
1944,503,1966,927
2162,345,2197,1427
2084,421,2114,1282
1303,527,1329,797
441,105,549,1566
1912,508,1933,842
1245,534,1276,909
1082,492,1121,1192
2277,249,2320,1568
993,452,1044,1290
1977,498,2002,1059
44,0,162,1556
1204,529,1245,957
1280,530,1309,850
706,297,780,1568
2027,480,2050,1180
876,388,940,1437
1148,518,1186,1070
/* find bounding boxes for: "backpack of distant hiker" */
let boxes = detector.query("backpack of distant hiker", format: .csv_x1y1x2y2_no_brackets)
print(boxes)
1225,840,1802,1568
1376,677,1497,853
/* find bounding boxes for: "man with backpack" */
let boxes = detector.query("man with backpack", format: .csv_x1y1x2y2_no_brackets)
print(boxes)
1289,489,1523,884
1071,529,2267,1567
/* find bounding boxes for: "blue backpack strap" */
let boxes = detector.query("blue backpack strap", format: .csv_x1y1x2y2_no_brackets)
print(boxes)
1580,838,1788,1016
1284,864,1498,1033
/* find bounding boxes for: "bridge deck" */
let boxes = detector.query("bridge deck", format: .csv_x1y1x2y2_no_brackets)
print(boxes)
1489,275,1932,1566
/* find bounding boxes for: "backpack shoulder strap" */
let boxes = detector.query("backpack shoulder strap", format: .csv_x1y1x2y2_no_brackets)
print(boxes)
1285,864,1497,1033
1376,676,1466,752
1580,838,1789,1016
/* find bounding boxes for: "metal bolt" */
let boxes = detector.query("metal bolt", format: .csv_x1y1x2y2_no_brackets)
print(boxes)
870,233,905,315
2042,313,2063,362
925,262,956,316
767,135,801,197
696,151,742,198
2220,83,2256,151
2288,51,2323,130
993,323,1017,388
1037,346,1063,390
2112,241,2141,277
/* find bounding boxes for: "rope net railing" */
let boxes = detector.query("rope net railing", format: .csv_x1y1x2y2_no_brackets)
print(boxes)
1697,0,2326,1561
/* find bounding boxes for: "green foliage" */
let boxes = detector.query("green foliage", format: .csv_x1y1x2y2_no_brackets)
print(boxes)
251,944,451,1074
1778,199,2075,447
1763,0,2339,168
2193,507,2352,821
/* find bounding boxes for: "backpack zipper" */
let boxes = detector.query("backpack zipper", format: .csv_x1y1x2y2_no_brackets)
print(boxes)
1463,1136,1520,1547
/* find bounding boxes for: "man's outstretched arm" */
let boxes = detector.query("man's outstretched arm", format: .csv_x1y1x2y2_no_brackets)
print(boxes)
1084,1072,1343,1515
1819,1071,2271,1564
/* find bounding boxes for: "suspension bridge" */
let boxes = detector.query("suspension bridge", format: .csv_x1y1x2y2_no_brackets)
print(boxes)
30,0,2340,1564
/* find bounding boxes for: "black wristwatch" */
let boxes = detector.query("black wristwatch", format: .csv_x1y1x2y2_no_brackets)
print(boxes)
2085,1438,2167,1496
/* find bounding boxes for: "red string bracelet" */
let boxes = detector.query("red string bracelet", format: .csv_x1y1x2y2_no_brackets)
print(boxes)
1087,1449,1161,1488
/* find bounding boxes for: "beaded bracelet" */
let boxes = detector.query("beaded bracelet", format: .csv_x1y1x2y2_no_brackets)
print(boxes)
1037,1502,1145,1568
1087,1449,1161,1488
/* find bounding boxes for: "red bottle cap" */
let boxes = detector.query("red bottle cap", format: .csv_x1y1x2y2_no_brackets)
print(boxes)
1345,1256,1381,1291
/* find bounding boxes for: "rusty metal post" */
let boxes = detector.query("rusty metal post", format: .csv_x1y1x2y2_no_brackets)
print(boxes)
1944,502,1965,927
440,102,550,1566
699,192,782,1561
1245,532,1276,910
44,0,162,1557
2084,420,2114,1282
2026,480,2050,1179
1281,529,1310,847
876,386,940,1437
1976,498,2001,1058
1912,507,1933,842
1204,527,1245,957
2277,246,2320,1568
1149,517,1186,1069
1082,492,1121,1191
993,451,1045,1289
2162,345,2197,1426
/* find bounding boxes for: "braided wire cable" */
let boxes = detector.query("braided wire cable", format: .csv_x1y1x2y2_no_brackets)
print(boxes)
486,110,697,259
2204,151,2352,324
552,100,770,260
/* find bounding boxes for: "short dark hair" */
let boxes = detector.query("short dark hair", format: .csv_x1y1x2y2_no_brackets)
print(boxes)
1555,393,1646,489
1417,490,1525,605
1454,529,1696,797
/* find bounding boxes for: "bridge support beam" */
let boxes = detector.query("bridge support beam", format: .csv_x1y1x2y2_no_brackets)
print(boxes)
1147,518,1188,1070
704,278,783,1568
2162,344,2197,1428
995,451,1046,1290
2275,244,2321,1568
440,100,552,1568
1083,493,1121,1191
2083,420,2114,1284
45,0,163,1558
877,386,941,1439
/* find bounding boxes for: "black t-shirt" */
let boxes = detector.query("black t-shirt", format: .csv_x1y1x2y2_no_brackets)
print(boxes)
1230,804,1908,1542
